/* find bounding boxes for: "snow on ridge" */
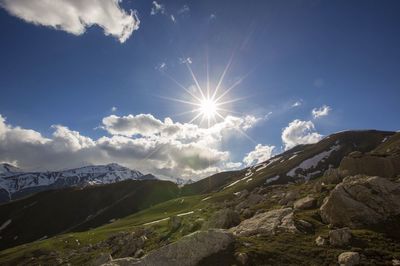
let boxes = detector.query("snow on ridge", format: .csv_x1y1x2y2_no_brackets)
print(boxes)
0,163,146,195
286,144,341,180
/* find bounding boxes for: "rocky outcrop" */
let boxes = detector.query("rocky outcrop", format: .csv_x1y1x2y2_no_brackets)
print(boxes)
320,175,400,228
338,251,360,266
103,229,234,266
339,153,400,178
293,195,316,210
235,193,265,212
102,231,147,259
329,227,351,247
278,190,300,206
204,209,240,229
230,208,297,237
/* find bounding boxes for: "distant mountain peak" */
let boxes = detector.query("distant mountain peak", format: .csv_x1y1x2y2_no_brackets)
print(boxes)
0,163,155,202
0,163,21,175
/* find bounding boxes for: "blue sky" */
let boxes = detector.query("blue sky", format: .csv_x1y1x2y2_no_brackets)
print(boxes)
0,0,399,179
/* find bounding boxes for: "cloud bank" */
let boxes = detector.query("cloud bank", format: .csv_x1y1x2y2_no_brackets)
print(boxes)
0,113,261,180
0,0,140,43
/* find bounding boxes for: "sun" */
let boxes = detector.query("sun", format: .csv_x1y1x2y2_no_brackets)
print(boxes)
161,53,248,127
200,98,218,118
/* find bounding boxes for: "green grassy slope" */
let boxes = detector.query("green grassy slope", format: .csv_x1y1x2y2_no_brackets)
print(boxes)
0,179,179,251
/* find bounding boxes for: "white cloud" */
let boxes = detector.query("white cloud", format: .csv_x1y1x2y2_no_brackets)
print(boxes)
292,101,302,107
0,113,260,180
243,144,275,166
0,0,139,43
177,4,190,15
179,57,192,64
281,119,322,150
155,62,166,71
150,1,165,15
312,105,331,119
111,106,117,112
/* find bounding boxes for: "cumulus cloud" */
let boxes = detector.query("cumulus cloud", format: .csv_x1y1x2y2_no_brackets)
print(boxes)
243,144,275,166
150,1,165,15
0,113,260,180
312,105,331,119
0,0,139,43
281,119,322,150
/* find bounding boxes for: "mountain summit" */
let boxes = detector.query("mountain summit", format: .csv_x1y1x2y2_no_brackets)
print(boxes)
0,163,154,202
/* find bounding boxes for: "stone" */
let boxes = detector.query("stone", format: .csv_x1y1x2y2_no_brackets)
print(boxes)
320,175,400,228
92,253,112,265
315,236,327,246
235,193,264,211
105,231,146,258
235,252,248,265
230,208,298,237
329,227,351,247
204,208,240,229
294,195,316,210
278,190,300,206
133,249,144,258
241,208,254,219
115,229,234,266
169,216,182,231
338,251,360,266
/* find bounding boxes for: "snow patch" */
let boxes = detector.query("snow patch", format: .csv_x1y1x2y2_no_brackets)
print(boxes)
265,176,279,184
0,219,11,231
287,145,340,180
177,211,194,217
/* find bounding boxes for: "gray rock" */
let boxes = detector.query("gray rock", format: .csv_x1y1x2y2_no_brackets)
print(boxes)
204,208,240,229
235,193,264,211
169,216,182,231
230,208,298,237
315,236,327,246
294,195,316,210
338,251,360,266
279,190,300,206
105,231,146,258
114,229,234,266
92,253,112,265
241,208,254,219
320,175,400,228
329,227,351,247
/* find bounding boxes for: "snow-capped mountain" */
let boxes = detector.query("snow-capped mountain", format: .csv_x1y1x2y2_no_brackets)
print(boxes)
0,163,22,177
0,163,155,202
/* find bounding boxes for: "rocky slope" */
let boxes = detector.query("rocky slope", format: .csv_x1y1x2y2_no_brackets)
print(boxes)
0,163,154,202
0,130,399,266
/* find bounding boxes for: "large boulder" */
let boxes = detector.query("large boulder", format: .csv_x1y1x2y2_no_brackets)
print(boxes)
293,195,316,210
204,209,240,229
104,229,234,266
339,154,400,178
320,175,400,228
329,227,351,247
338,251,360,266
230,208,297,237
